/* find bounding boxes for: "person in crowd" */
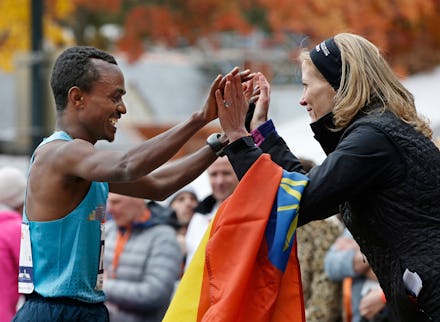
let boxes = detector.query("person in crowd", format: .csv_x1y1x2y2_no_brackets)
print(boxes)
168,186,198,248
184,156,238,270
103,193,182,322
325,227,389,322
13,46,249,321
0,166,26,322
215,33,440,321
296,158,343,322
167,186,198,271
168,186,198,229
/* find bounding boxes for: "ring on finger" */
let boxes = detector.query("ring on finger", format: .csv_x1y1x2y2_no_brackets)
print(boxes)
223,100,231,108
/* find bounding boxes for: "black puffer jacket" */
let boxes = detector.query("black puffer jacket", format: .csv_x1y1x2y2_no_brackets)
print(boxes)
225,106,440,321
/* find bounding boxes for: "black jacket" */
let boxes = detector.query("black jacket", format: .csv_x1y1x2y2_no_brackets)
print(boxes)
224,106,440,321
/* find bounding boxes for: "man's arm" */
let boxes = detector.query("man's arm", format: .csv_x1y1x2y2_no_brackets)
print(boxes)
55,68,221,183
58,113,211,181
56,69,252,192
109,145,216,200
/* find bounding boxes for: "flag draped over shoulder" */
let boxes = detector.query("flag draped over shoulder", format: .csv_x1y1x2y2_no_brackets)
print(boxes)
163,154,309,322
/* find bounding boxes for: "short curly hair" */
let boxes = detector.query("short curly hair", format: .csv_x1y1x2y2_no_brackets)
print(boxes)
50,46,117,111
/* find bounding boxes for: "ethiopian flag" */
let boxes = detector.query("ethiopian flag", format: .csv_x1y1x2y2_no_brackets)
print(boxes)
163,154,308,322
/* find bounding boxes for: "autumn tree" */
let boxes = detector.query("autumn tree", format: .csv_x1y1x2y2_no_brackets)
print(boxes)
69,0,440,74
1,0,439,74
67,0,254,62
258,0,440,75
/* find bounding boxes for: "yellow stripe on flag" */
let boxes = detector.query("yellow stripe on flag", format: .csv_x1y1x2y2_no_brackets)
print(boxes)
163,222,213,322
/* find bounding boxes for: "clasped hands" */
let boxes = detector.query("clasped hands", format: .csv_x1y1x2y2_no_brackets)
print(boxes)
215,67,271,145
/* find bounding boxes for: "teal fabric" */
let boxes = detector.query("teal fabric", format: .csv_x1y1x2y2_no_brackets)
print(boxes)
23,131,109,303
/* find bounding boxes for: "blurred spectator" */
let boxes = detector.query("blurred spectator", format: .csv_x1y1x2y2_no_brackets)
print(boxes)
0,166,26,321
168,186,198,253
167,186,198,277
184,157,238,270
296,158,343,322
325,228,388,322
103,193,182,322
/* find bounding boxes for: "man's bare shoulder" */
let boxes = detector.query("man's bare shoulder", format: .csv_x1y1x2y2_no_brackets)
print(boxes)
33,138,95,174
27,139,95,221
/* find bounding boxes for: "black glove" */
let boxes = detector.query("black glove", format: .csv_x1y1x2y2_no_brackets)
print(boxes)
245,102,256,132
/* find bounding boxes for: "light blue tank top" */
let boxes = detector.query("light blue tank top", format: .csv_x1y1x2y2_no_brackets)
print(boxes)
23,131,108,303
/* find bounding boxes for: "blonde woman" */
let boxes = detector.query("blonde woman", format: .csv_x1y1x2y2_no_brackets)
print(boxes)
216,33,440,322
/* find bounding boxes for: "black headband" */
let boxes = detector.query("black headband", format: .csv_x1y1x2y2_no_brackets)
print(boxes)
310,38,342,90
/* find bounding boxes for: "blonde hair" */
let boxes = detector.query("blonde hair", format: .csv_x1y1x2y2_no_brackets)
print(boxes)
434,137,440,150
301,33,432,138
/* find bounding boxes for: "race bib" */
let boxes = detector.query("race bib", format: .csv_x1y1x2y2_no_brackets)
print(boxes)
95,222,105,291
18,223,34,294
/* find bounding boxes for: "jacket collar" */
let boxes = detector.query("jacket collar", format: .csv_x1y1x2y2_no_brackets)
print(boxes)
310,112,343,155
310,99,385,155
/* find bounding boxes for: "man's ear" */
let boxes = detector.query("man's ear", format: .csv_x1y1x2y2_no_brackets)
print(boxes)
68,87,84,109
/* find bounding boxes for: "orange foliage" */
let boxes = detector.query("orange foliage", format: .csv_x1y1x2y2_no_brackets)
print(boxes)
71,0,122,13
258,0,440,74
211,2,253,34
117,5,180,62
39,0,439,74
116,0,253,54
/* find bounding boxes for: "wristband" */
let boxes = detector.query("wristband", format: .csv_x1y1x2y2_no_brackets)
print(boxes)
206,133,229,157
250,129,264,146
